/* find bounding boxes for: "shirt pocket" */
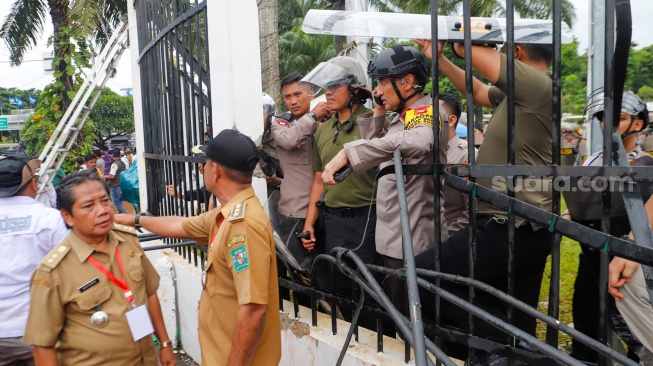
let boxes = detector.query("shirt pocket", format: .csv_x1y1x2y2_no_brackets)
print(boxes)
128,252,145,283
76,286,112,312
289,141,309,165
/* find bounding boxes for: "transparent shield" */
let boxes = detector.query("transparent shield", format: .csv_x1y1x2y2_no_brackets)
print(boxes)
300,62,353,97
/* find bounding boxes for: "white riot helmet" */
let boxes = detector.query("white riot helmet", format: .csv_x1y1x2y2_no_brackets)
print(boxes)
263,92,276,117
585,89,649,138
300,56,372,104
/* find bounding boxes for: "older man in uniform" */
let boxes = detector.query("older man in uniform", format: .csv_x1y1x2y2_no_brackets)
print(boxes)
23,170,175,366
440,93,477,234
322,46,450,315
115,129,281,366
0,153,69,366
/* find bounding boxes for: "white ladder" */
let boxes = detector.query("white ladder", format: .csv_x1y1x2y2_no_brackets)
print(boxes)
36,20,130,201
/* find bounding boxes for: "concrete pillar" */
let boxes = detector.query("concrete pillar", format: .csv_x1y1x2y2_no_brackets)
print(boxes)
345,0,371,89
127,1,149,211
588,0,606,155
206,0,268,203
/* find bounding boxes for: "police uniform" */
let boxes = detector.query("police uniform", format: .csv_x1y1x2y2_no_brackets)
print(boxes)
23,225,160,365
444,134,477,234
345,94,450,260
568,145,653,362
270,113,318,218
181,187,281,366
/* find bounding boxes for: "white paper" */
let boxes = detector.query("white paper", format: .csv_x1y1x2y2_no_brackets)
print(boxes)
125,305,155,341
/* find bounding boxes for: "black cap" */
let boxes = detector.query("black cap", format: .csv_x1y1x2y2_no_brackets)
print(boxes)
204,130,259,172
0,153,41,197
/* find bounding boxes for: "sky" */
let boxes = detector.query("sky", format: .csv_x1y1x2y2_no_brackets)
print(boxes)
1,0,653,91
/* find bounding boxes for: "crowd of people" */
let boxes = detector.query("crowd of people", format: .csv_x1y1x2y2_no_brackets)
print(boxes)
1,37,652,366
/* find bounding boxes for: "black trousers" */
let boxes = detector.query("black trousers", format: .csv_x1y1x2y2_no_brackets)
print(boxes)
414,214,552,343
317,205,379,328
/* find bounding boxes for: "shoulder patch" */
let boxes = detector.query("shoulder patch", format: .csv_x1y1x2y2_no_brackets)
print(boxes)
404,105,436,131
228,202,247,222
276,118,289,126
226,234,246,248
230,245,249,272
112,223,138,236
41,245,70,270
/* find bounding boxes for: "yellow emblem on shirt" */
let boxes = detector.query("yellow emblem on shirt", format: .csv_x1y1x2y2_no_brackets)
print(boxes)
404,105,435,130
226,234,246,248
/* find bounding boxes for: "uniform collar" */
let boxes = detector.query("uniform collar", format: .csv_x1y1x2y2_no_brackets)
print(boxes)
218,186,256,220
69,228,124,263
329,106,369,129
448,134,460,150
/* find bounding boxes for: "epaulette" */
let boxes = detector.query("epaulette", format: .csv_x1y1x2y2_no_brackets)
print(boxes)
228,202,247,222
41,245,70,271
112,223,138,236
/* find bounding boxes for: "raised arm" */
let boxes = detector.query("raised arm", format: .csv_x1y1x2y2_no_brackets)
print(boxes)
414,39,494,108
114,214,190,239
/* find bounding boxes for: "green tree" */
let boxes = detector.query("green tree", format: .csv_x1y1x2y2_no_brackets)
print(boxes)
279,25,336,79
89,89,135,148
637,85,653,102
1,0,125,113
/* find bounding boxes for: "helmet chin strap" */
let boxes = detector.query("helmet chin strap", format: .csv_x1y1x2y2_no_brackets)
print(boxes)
620,115,640,140
389,78,421,113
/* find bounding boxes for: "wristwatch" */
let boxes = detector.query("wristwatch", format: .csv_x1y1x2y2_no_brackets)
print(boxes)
307,111,318,122
135,212,147,230
161,340,173,348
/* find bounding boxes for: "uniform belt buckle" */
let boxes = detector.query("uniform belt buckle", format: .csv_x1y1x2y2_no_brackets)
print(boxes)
341,208,353,218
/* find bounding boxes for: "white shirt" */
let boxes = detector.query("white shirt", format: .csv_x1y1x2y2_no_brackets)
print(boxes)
109,162,118,177
0,196,69,337
121,156,131,169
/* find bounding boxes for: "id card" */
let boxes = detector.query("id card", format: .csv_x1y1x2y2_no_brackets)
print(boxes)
125,305,154,341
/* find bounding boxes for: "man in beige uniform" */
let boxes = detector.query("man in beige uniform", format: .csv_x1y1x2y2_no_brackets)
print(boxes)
440,93,477,234
271,72,330,218
322,45,449,314
23,170,175,366
115,129,281,366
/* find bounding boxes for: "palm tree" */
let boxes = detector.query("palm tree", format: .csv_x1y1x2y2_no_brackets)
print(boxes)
0,0,125,112
260,0,282,104
279,25,336,78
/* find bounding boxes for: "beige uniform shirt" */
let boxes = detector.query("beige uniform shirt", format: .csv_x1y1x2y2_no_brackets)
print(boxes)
344,95,450,259
23,226,160,366
270,114,318,217
181,187,281,366
444,134,478,233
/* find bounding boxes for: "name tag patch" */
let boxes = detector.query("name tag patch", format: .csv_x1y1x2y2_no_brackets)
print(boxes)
404,105,435,131
231,245,250,272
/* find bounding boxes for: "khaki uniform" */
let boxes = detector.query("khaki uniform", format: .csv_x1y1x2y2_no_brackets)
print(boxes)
181,187,281,366
616,265,653,353
344,94,450,259
23,226,160,366
444,134,477,234
270,114,318,217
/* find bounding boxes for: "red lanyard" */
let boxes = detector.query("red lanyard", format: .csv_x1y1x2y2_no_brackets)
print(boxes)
87,247,135,307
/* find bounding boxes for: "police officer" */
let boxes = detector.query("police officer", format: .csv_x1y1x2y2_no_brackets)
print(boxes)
260,92,284,193
322,46,450,314
440,93,477,234
412,38,554,358
271,72,330,219
23,170,175,366
115,130,281,366
566,91,653,363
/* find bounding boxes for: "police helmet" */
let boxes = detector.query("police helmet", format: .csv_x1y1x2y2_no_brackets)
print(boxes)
301,56,372,100
367,45,430,88
586,89,649,126
262,92,276,116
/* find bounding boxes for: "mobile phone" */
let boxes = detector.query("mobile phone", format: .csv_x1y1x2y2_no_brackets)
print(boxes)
373,94,383,106
334,166,353,183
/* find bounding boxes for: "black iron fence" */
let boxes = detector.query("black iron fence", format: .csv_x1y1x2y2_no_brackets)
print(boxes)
135,0,653,365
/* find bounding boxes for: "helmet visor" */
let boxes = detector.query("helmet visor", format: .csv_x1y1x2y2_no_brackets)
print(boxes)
300,62,356,97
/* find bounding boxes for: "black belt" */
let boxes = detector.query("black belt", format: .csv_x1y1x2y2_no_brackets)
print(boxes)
323,205,374,218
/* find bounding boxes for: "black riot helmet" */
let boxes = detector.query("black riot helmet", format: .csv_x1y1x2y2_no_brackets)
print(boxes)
368,45,430,112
